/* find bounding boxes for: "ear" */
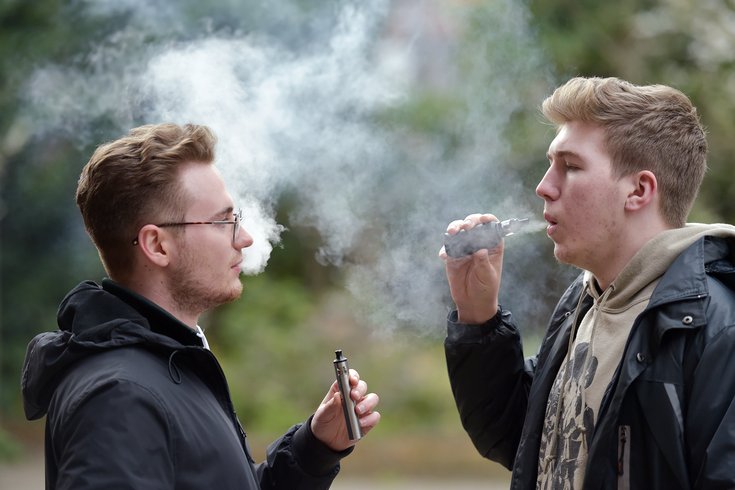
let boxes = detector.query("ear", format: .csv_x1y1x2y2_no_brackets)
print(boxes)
134,224,173,267
624,170,657,212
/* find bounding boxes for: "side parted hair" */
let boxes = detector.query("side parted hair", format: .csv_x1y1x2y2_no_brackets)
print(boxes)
76,123,217,278
542,77,708,228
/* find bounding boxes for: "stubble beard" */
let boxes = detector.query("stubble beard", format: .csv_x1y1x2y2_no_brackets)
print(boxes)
170,252,243,317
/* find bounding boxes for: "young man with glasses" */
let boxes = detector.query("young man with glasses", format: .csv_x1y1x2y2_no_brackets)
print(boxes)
21,123,381,489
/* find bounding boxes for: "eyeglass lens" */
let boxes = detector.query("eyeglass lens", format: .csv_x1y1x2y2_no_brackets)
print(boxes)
233,211,241,243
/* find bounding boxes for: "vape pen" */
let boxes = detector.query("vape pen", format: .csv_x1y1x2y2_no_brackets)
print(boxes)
333,349,363,441
444,217,530,258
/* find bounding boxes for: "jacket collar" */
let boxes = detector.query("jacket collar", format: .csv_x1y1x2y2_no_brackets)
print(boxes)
648,237,708,309
102,279,204,348
644,237,735,345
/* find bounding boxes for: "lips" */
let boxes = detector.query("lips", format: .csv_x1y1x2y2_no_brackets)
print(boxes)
544,213,558,235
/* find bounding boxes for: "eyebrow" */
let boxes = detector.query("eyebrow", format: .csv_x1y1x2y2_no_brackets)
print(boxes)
208,206,234,220
547,149,583,161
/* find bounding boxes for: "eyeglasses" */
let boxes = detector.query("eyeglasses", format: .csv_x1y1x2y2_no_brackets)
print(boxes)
132,210,242,245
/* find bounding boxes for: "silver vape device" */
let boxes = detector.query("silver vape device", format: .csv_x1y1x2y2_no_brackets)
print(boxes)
444,217,530,258
333,349,363,441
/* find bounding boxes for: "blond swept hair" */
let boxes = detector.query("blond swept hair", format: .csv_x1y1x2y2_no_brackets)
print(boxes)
76,123,217,278
542,77,707,227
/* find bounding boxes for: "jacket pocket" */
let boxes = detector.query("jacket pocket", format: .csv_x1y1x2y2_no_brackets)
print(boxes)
617,425,631,490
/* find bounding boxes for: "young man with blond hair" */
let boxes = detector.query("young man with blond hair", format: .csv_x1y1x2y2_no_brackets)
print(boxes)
442,77,735,488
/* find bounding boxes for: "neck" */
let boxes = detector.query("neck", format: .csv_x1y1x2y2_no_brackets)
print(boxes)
120,275,200,329
591,218,671,290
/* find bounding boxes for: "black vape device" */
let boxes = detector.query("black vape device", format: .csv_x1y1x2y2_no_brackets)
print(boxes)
444,218,529,258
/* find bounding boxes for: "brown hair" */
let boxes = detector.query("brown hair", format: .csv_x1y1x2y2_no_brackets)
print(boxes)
541,77,707,227
76,123,217,278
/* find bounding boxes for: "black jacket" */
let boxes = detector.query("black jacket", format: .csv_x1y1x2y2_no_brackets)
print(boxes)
22,279,347,490
445,236,735,489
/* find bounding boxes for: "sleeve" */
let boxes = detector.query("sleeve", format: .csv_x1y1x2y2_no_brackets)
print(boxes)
49,379,175,490
255,416,352,490
686,324,735,488
444,306,535,469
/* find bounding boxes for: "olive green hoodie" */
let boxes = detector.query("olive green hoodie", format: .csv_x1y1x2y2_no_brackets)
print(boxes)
537,223,735,489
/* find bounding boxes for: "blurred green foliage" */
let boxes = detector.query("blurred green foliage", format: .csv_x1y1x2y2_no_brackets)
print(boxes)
2,0,735,477
0,426,21,460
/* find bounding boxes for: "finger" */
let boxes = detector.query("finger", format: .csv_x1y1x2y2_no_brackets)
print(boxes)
445,219,468,235
473,248,491,260
445,252,474,269
477,213,498,224
446,213,498,235
351,379,368,401
355,392,379,415
358,411,381,435
348,369,360,388
462,213,494,230
320,380,340,405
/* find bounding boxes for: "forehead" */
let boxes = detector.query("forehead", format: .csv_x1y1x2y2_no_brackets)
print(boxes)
548,121,609,159
177,163,234,214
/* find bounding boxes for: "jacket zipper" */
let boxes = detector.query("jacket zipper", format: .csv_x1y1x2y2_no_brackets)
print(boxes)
195,348,251,454
617,425,631,490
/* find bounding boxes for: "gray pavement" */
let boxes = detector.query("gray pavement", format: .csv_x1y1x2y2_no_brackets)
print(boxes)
0,451,510,489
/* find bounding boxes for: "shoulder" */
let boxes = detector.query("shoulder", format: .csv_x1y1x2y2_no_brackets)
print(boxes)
704,237,735,299
67,346,169,383
701,275,735,342
50,347,175,419
701,236,735,335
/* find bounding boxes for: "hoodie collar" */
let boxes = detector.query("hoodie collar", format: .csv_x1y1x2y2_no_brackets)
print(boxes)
21,279,206,420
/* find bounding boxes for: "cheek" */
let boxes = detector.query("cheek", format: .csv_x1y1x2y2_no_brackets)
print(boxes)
189,241,223,270
566,183,620,229
566,185,596,217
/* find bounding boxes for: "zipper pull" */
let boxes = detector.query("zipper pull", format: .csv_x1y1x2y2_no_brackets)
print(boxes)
617,425,628,475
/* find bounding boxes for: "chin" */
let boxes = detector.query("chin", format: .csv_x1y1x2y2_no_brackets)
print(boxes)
553,246,574,266
213,281,243,306
228,282,243,300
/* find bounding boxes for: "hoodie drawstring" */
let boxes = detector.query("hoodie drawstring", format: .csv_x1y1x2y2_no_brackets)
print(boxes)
195,325,210,350
168,351,182,384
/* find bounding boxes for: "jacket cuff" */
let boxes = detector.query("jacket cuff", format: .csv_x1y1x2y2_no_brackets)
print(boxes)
446,307,508,343
292,415,353,476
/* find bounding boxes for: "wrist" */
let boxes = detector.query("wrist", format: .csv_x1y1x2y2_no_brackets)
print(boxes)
457,304,499,325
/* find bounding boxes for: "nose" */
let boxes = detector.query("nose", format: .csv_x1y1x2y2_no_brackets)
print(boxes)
536,166,559,202
234,226,254,249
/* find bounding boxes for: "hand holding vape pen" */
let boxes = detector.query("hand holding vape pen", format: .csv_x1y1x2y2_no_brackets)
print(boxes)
444,217,530,258
333,349,363,441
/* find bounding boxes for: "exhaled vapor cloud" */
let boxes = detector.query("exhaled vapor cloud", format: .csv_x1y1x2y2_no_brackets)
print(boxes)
26,0,559,336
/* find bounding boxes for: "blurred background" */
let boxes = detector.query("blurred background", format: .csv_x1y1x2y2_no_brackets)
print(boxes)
2,0,735,487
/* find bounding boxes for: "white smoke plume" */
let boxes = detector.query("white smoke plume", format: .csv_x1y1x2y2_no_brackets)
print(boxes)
26,0,565,336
